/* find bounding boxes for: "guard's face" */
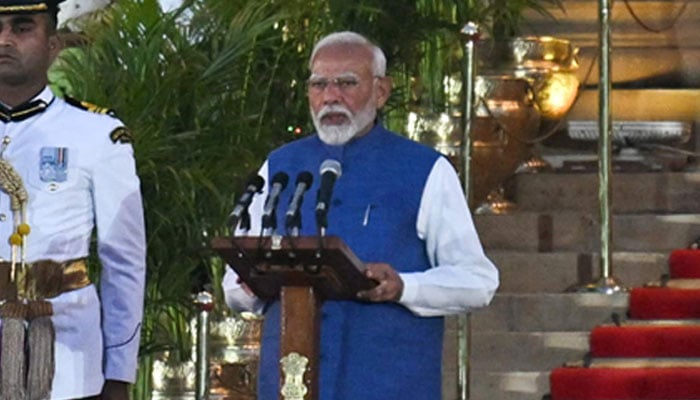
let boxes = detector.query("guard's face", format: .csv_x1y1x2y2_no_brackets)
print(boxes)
308,43,391,144
0,13,59,89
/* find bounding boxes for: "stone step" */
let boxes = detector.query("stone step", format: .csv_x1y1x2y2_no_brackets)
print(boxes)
513,172,700,214
470,331,590,372
488,250,669,293
588,357,700,368
463,292,630,399
470,293,628,333
474,212,700,252
469,371,551,400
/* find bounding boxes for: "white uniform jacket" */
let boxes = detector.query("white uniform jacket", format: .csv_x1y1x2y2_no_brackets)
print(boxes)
0,87,146,399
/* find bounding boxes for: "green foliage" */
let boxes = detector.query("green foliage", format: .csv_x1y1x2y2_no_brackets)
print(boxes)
52,0,304,370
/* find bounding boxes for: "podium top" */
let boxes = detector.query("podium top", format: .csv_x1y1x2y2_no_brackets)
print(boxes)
212,235,376,301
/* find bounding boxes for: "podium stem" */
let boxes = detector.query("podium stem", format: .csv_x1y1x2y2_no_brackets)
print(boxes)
280,286,321,400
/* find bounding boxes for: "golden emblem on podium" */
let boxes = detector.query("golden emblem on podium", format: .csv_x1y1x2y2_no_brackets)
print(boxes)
280,352,309,400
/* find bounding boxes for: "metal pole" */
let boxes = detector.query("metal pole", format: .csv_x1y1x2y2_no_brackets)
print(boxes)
598,0,614,282
576,0,624,294
598,0,612,278
459,22,480,400
461,22,480,207
194,291,214,400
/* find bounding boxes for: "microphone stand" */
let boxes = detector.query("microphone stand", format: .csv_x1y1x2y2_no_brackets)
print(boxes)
237,210,251,236
262,210,277,237
313,222,327,274
287,226,300,238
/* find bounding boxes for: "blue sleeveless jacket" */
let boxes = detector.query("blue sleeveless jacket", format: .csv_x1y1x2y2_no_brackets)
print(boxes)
258,124,444,400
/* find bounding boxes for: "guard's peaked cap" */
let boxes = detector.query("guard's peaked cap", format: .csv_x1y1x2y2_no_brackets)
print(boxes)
0,0,65,14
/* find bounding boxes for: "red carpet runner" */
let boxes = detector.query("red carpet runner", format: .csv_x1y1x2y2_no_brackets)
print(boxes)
549,249,700,399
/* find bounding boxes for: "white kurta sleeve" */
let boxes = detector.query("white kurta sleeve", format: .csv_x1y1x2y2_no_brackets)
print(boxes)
398,157,499,316
223,162,268,314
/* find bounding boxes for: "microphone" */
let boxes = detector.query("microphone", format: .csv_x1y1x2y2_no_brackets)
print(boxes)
228,175,265,230
261,171,289,233
315,159,342,235
284,171,313,235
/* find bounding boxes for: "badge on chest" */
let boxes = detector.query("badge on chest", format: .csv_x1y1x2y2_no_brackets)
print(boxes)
39,147,68,183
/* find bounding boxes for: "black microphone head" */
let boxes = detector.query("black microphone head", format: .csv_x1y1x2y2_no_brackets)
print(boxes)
229,174,265,229
247,174,265,192
296,171,313,187
320,159,342,178
271,171,289,189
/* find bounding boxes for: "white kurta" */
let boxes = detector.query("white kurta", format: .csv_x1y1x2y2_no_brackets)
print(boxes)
0,87,146,399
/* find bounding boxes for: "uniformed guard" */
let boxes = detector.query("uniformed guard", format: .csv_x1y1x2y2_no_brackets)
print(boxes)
0,1,146,399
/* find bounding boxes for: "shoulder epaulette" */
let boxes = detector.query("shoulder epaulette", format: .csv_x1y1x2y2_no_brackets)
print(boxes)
64,96,117,117
109,126,134,144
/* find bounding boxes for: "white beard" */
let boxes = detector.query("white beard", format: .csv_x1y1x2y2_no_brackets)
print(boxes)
312,103,377,145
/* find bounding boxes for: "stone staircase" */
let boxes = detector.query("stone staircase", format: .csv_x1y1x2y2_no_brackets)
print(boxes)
441,1,700,398
453,169,700,400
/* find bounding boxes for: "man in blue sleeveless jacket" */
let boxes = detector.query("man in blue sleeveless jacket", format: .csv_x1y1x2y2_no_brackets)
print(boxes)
223,31,499,400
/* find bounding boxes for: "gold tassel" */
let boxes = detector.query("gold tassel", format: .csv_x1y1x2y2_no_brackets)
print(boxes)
1,302,27,400
26,300,54,400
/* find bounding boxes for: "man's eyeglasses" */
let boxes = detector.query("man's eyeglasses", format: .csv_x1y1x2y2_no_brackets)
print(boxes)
306,76,381,93
307,77,360,93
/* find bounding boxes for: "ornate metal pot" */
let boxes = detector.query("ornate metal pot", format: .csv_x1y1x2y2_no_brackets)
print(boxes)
151,312,263,400
471,74,541,207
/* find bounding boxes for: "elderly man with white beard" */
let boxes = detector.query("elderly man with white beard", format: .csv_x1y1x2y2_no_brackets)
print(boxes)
222,31,499,400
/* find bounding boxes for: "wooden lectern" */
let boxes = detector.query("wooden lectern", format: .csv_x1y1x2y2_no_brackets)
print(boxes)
211,235,375,400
